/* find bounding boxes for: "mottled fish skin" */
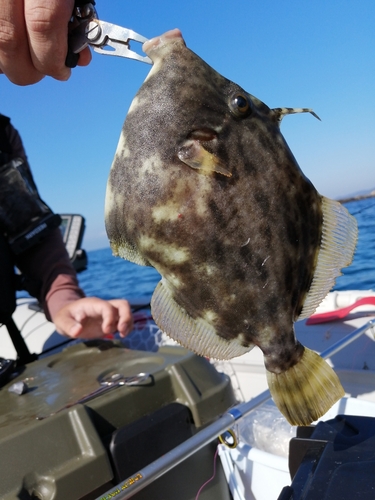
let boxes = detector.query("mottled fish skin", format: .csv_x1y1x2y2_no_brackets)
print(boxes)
106,29,358,425
105,30,322,374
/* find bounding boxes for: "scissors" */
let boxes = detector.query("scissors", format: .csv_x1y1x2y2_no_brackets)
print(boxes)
66,1,152,67
36,372,152,419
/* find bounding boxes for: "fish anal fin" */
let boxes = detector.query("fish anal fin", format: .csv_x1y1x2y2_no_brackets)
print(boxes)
266,347,345,426
151,279,250,359
177,140,232,177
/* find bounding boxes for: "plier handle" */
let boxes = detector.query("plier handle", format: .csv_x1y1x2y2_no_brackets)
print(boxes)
66,1,152,67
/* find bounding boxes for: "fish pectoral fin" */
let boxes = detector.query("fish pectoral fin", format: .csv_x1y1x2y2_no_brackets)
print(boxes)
177,140,232,177
151,279,250,359
266,347,344,426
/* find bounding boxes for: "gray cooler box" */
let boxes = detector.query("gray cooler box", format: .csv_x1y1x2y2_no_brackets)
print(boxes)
0,340,236,500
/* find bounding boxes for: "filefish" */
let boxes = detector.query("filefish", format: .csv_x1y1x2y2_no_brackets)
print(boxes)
105,29,357,425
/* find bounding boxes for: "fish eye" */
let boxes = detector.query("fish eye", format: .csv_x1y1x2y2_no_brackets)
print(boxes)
229,93,252,118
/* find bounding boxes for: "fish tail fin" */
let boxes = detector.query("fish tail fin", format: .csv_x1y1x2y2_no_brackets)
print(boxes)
266,347,345,426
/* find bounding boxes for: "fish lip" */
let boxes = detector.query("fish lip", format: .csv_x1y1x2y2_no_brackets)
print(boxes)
143,29,185,57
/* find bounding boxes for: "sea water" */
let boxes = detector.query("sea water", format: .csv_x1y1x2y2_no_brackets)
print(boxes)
78,246,160,302
334,197,375,291
78,197,375,300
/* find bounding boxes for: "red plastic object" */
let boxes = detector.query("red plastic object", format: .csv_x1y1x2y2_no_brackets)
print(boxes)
306,296,375,325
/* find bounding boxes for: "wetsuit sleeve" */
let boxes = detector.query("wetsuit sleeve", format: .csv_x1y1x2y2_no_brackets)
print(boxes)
5,121,28,162
15,228,86,321
3,117,85,321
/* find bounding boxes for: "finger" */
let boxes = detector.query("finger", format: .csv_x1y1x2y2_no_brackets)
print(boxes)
54,310,84,338
0,0,43,84
118,312,134,336
109,300,134,337
101,304,120,335
24,0,74,81
68,322,83,338
77,46,92,67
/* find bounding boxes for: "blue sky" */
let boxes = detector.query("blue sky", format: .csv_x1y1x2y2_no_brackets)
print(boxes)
1,0,374,250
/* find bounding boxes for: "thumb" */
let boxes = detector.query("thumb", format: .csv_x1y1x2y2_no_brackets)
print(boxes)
54,305,85,338
68,321,84,338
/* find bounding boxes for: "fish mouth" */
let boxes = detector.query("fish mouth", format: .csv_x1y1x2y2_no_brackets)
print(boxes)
143,29,185,59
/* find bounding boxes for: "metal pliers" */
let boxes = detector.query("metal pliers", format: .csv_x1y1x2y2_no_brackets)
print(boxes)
66,1,152,67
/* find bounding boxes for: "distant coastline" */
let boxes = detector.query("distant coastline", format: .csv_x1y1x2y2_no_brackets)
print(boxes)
338,191,375,204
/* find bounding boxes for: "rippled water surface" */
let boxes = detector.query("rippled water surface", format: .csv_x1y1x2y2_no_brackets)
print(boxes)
78,248,160,301
334,197,375,291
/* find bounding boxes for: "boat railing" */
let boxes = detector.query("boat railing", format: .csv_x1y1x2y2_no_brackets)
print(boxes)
96,319,375,500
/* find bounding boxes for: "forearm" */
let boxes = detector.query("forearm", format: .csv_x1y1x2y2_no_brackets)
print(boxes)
15,227,85,320
45,272,85,322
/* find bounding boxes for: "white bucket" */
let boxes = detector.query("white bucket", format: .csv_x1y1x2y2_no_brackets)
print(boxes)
219,442,289,500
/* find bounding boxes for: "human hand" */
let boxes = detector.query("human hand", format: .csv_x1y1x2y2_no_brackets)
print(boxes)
0,0,91,85
53,297,134,339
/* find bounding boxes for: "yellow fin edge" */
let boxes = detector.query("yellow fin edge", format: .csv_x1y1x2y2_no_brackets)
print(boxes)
110,239,151,267
266,347,345,426
299,197,358,319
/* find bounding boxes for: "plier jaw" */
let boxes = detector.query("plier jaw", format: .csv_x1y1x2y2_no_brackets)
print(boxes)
86,19,152,65
66,1,152,67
